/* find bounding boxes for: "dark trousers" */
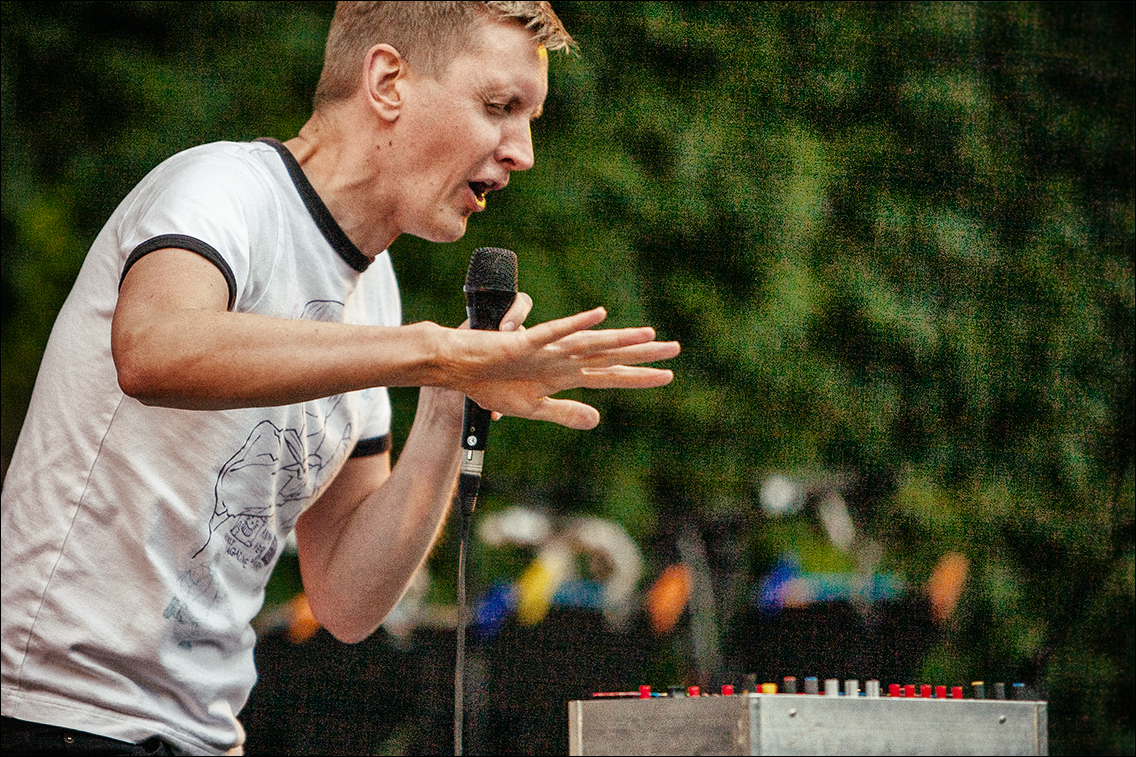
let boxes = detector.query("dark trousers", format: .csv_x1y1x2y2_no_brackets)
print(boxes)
0,717,182,756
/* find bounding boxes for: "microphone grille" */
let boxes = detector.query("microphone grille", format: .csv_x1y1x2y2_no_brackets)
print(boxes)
465,247,517,292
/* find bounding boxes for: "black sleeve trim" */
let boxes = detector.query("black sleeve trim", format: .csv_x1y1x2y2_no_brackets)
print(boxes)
350,434,393,458
121,234,238,311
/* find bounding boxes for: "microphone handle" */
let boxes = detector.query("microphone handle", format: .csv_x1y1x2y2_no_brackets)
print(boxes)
466,287,517,330
458,288,516,516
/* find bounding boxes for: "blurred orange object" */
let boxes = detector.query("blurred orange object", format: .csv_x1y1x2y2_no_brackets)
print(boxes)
287,593,321,643
928,552,970,622
646,563,693,634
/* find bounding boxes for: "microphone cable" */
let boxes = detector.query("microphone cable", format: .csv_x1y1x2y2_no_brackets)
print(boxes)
455,508,472,756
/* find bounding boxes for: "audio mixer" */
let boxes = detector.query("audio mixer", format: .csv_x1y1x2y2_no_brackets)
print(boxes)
568,679,1047,756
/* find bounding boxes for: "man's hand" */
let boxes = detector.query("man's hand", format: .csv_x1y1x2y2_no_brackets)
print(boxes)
450,305,680,430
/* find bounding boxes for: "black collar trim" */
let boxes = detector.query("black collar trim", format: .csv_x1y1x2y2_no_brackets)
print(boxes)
256,137,371,273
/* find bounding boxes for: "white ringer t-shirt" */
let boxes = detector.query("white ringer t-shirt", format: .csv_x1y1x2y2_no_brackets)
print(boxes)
1,139,400,754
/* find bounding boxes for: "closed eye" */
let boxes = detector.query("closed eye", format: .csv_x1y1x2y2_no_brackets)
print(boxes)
486,98,543,121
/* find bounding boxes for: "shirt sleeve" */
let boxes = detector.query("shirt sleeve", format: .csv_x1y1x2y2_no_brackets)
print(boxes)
112,143,279,313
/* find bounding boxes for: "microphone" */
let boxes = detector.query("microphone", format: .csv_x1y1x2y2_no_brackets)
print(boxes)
457,247,517,517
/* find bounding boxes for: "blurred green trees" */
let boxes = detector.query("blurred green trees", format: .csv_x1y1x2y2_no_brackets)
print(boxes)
3,2,1132,754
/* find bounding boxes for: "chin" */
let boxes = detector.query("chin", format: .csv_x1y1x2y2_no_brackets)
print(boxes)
415,219,470,244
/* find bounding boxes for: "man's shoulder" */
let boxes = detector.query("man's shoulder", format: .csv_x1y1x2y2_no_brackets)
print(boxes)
168,139,277,162
123,140,293,223
149,140,279,184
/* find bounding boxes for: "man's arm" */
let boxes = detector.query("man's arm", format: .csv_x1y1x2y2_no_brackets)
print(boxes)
113,247,679,641
113,248,678,427
112,248,458,410
293,385,463,643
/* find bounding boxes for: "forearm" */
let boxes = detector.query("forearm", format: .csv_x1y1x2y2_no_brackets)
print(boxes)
114,247,678,421
114,307,454,410
295,386,463,643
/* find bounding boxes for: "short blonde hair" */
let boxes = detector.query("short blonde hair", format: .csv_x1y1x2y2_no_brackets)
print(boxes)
313,1,574,110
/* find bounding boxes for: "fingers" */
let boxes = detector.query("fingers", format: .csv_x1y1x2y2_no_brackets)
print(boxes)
554,325,661,354
524,307,608,347
577,366,675,389
526,315,680,367
571,340,682,370
458,302,679,430
522,397,601,430
500,292,533,333
555,332,680,364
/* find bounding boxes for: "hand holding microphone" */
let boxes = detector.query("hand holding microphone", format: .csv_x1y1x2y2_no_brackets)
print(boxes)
454,246,681,515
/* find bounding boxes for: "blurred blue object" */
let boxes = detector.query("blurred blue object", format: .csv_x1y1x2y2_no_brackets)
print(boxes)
473,582,517,640
755,554,905,612
472,579,608,639
553,579,605,610
756,554,803,611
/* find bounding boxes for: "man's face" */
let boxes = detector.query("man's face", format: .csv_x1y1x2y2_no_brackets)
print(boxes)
393,20,549,243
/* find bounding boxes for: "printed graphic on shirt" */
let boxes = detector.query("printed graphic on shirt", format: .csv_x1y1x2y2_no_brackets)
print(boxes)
167,300,354,645
201,406,352,569
164,561,221,649
195,300,352,570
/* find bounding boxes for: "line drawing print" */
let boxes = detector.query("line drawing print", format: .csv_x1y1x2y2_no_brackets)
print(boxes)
194,301,353,570
164,561,221,649
169,300,356,642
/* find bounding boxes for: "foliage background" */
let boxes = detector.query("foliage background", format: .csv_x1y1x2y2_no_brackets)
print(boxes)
2,2,1132,754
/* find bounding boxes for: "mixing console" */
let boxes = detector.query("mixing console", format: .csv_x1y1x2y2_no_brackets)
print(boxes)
569,678,1046,755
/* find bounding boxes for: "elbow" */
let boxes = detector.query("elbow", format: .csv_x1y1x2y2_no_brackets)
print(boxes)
113,345,167,406
113,349,153,403
313,614,379,647
115,366,151,404
112,328,193,407
323,624,372,646
304,590,384,645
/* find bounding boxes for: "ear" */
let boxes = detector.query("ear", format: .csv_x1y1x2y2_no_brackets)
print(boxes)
363,44,405,122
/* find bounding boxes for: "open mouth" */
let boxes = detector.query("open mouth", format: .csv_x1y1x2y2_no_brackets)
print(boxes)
469,181,491,209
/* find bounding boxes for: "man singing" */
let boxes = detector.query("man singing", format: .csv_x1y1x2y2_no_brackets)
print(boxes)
1,2,679,753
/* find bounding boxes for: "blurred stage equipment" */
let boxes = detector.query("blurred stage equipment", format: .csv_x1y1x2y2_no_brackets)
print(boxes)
569,682,1047,756
477,506,644,629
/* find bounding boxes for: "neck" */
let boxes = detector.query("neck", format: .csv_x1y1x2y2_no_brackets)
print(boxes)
284,107,398,259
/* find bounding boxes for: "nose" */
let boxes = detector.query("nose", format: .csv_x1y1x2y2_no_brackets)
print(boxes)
498,120,535,172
